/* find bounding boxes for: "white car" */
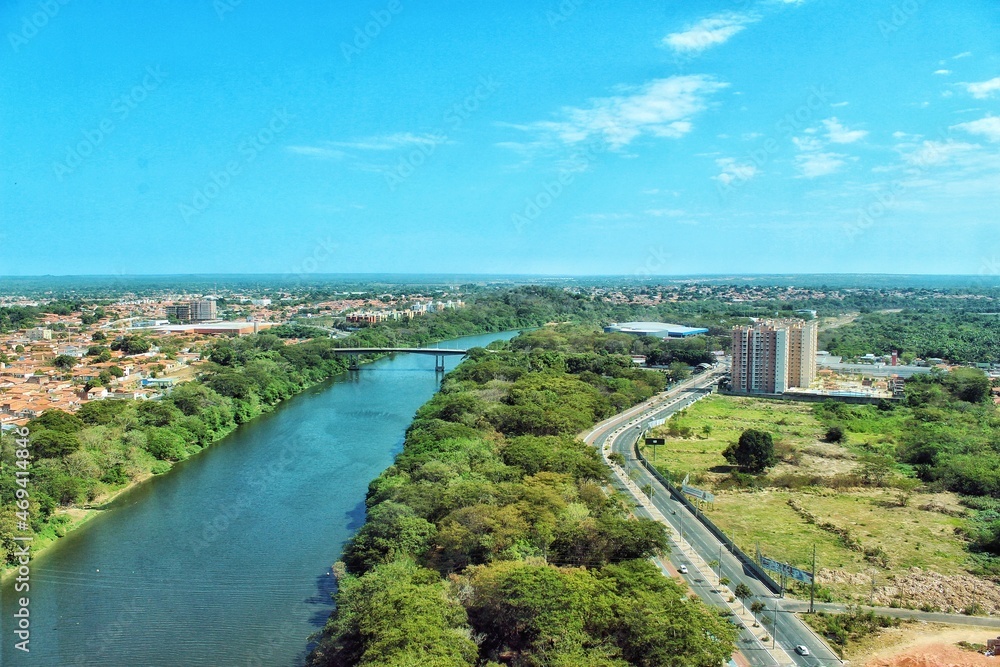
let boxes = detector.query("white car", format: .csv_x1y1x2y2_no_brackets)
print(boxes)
795,645,810,656
678,565,688,574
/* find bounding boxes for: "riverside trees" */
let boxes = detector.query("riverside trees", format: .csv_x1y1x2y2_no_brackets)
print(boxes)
308,326,738,667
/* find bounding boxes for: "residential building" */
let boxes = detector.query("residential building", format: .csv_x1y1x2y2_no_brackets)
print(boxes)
166,299,217,322
28,327,53,341
731,318,818,394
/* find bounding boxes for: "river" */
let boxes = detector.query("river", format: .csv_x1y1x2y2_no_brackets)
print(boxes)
1,330,517,666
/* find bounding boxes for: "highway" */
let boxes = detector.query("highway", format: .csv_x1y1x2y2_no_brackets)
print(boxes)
584,368,842,667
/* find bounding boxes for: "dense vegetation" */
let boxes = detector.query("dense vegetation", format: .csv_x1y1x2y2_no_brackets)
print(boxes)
307,326,738,667
803,607,903,657
0,334,355,563
0,287,731,568
813,368,1000,570
822,311,1000,363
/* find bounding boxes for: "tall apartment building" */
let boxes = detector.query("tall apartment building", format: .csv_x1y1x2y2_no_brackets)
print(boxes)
189,299,217,321
166,300,217,322
731,318,818,394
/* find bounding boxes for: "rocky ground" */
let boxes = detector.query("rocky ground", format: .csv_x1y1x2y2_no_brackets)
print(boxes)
820,567,1000,614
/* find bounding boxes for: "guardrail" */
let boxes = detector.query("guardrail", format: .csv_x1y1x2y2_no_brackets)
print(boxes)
631,430,783,595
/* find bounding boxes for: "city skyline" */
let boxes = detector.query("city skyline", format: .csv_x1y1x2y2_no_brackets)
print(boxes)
2,1,998,277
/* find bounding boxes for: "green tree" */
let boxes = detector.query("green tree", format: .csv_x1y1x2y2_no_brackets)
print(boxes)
723,429,777,474
734,582,753,613
343,502,437,574
52,355,78,370
858,454,893,487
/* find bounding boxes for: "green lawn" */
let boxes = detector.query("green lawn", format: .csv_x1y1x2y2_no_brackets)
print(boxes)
641,394,975,602
642,394,829,483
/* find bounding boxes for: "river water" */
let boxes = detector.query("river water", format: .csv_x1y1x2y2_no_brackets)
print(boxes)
1,331,516,666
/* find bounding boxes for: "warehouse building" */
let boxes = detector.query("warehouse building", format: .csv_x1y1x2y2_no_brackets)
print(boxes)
604,322,710,338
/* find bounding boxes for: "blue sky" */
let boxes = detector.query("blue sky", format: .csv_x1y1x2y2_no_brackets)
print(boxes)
1,0,998,277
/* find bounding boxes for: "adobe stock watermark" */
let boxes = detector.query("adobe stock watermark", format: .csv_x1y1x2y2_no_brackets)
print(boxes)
52,66,168,182
178,108,294,223
8,0,71,52
843,126,954,242
69,596,146,666
213,0,246,21
384,76,501,191
546,0,586,27
283,236,338,286
878,0,925,39
340,0,403,63
715,84,833,201
511,138,609,233
634,246,670,279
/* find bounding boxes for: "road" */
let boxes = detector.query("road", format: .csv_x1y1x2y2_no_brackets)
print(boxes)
584,368,842,667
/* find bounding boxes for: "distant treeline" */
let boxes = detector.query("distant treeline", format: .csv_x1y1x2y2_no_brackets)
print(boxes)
822,311,1000,363
307,326,737,667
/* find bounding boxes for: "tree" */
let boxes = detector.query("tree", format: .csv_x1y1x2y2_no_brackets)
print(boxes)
111,335,151,355
723,429,777,474
92,331,107,342
858,454,893,487
52,355,78,370
734,582,753,613
825,425,845,443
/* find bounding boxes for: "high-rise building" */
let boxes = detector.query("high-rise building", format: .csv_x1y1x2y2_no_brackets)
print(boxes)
189,300,217,321
166,300,217,322
731,318,818,394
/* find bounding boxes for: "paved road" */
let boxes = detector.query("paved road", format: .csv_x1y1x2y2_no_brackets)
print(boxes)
781,599,1000,628
585,370,842,667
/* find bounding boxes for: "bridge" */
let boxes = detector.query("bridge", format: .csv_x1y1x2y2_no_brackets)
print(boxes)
331,347,468,371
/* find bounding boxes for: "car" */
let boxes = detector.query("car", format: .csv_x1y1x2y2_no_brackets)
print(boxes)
794,645,810,656
678,565,688,574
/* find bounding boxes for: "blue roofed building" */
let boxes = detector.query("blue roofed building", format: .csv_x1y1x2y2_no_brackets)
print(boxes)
604,322,709,338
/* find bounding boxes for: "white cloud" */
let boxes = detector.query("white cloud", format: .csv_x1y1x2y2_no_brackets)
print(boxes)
953,51,973,59
645,208,687,217
795,152,846,178
287,145,346,160
663,13,758,55
823,117,868,144
511,75,728,151
712,157,758,185
792,136,823,152
934,69,952,75
328,133,449,151
953,116,1000,143
966,77,1000,99
792,130,848,177
901,140,979,168
831,101,850,108
290,133,449,161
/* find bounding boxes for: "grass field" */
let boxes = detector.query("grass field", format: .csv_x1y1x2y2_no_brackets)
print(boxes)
640,394,976,602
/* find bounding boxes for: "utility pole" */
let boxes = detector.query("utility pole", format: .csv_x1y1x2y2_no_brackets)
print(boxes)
810,544,817,614
772,603,778,650
870,569,877,606
718,544,723,585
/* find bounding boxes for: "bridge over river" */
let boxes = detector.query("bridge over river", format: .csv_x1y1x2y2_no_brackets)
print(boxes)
331,347,468,371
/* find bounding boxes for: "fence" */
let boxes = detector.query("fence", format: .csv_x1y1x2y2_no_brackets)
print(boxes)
631,433,782,594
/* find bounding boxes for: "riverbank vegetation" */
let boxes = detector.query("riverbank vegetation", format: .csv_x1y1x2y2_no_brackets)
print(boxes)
307,326,738,667
0,286,735,569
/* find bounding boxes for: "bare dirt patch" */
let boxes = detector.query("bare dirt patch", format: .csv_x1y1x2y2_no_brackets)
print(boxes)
860,625,1000,666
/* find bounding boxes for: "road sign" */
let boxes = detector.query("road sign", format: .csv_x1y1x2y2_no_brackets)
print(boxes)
759,555,813,583
682,484,715,503
644,437,665,445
